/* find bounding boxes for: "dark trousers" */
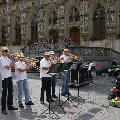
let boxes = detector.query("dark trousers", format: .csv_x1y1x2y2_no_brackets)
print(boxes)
51,75,56,96
1,76,13,110
40,77,51,101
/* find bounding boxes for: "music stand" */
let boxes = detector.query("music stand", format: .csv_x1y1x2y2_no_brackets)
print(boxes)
60,62,75,106
40,64,60,119
72,65,85,105
53,63,67,113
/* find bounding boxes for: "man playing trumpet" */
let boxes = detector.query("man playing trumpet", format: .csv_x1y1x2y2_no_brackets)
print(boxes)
14,53,34,108
0,47,18,114
40,52,54,104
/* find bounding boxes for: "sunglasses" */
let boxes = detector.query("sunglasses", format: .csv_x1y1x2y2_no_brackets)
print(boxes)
3,50,9,52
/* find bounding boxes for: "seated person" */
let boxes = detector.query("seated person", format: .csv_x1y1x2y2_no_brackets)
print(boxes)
108,76,120,100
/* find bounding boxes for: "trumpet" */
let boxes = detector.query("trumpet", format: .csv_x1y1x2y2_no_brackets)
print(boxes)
24,57,39,65
24,57,40,71
9,52,23,58
50,56,65,64
10,53,39,66
5,52,20,60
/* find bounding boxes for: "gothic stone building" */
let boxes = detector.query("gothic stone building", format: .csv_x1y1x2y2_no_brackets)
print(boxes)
0,0,120,52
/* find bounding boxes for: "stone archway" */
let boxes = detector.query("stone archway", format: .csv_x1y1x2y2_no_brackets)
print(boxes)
49,29,58,43
69,27,80,44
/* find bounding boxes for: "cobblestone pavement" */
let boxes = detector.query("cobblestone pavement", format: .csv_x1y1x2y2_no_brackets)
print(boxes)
0,73,120,120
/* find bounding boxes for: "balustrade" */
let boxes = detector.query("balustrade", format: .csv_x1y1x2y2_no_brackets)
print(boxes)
21,40,120,64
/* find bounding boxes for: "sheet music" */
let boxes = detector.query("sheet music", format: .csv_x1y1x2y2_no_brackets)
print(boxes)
88,63,94,71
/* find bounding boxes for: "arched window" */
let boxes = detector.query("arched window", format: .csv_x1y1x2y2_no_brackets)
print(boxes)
49,11,58,25
1,25,6,45
93,3,105,40
69,7,80,22
15,17,21,45
49,29,58,43
31,16,38,42
0,0,6,4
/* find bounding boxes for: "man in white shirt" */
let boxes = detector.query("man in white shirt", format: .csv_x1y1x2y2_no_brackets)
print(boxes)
40,52,54,104
15,53,34,108
0,47,18,114
60,49,71,63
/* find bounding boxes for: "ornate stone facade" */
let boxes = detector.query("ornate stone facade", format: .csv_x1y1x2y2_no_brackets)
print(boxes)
0,0,120,51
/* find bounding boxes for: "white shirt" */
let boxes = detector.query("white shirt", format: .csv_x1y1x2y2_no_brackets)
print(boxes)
0,56,12,80
60,55,70,62
40,58,51,78
15,61,27,82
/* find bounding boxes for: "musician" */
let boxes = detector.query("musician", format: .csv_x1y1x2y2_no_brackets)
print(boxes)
0,47,18,114
50,51,58,98
40,52,54,104
88,62,94,85
60,48,71,96
14,53,34,108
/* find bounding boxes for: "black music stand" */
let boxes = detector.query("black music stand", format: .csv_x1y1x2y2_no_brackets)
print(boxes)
71,63,85,104
40,64,60,119
59,62,75,106
53,63,67,113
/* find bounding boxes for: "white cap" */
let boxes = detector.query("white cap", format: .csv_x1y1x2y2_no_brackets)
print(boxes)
1,47,9,52
50,51,55,55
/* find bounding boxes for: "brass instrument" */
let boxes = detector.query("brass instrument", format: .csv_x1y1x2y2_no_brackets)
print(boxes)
51,55,65,63
49,51,65,63
24,57,40,70
24,57,39,65
68,52,82,61
10,52,40,69
10,53,20,60
11,53,19,57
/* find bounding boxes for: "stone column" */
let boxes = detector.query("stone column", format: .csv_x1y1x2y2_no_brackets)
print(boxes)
5,0,11,46
57,1,65,43
106,0,116,48
80,0,89,45
20,1,27,46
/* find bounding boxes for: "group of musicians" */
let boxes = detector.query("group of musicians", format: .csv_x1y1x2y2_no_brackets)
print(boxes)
0,46,74,114
40,48,73,103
